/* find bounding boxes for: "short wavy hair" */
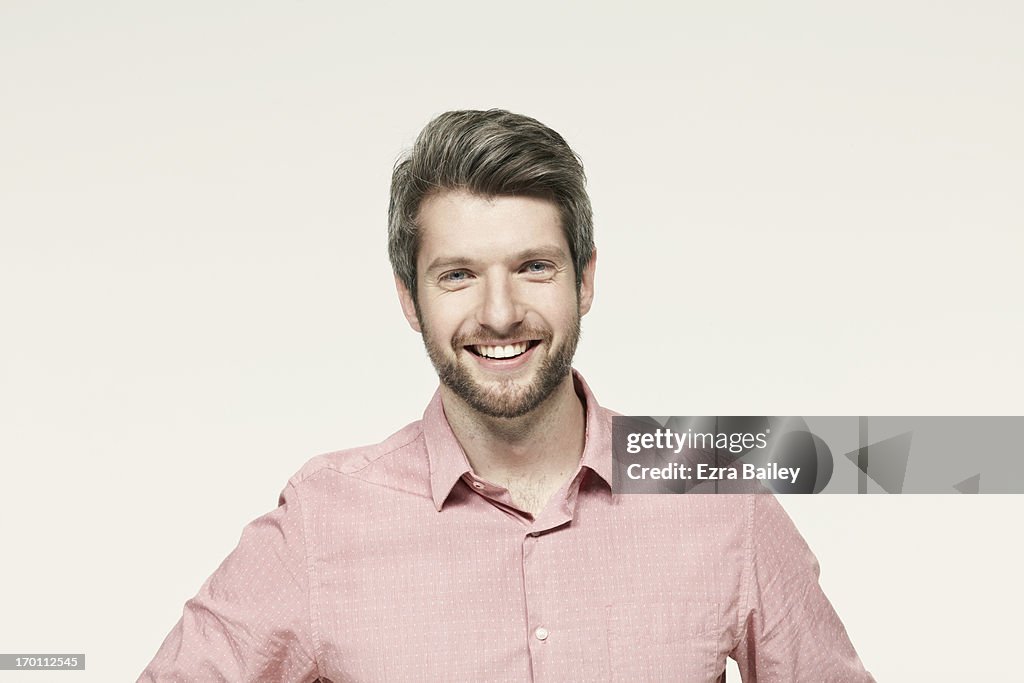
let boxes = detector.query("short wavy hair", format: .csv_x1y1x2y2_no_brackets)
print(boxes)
388,109,594,298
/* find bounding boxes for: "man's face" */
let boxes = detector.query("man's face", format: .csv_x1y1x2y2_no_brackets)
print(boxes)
397,190,595,419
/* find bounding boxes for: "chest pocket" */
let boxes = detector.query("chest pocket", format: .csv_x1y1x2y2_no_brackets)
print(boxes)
606,599,721,682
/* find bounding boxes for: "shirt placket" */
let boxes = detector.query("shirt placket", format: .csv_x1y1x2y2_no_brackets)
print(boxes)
462,470,589,681
520,474,584,682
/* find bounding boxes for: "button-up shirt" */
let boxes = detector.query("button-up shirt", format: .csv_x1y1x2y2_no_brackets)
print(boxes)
140,373,874,682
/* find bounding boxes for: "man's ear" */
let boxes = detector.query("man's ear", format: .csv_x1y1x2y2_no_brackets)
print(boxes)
395,274,422,333
578,248,597,316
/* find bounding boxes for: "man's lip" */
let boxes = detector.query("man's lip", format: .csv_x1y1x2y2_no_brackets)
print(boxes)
462,339,542,359
463,339,540,347
464,340,540,369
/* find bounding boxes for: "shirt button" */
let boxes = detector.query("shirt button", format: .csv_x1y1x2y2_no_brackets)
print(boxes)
534,626,549,641
471,481,485,490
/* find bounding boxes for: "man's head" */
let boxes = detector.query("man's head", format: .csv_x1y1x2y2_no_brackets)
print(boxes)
389,110,596,419
389,109,594,301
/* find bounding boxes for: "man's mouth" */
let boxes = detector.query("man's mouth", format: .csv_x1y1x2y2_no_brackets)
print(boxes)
466,340,540,360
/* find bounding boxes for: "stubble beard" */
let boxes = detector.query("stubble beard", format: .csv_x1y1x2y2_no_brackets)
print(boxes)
418,309,581,420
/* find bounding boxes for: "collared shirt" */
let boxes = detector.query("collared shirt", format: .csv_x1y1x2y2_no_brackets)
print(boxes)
140,373,874,682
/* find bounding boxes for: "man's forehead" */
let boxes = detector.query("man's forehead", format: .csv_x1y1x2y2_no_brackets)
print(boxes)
416,190,570,264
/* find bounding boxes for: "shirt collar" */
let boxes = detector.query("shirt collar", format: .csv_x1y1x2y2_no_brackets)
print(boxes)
424,370,614,511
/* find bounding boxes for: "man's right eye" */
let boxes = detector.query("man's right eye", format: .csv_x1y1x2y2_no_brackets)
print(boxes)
440,270,471,284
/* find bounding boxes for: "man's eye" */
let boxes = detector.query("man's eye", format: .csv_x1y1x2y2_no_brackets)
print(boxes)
441,270,470,283
524,261,552,274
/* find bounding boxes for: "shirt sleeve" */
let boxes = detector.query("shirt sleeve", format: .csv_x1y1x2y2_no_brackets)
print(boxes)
732,494,875,682
138,482,320,683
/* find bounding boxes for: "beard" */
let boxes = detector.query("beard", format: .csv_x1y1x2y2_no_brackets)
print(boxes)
419,313,581,419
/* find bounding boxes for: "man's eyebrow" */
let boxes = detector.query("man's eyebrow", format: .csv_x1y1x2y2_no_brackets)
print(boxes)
423,256,476,275
510,246,570,263
423,246,570,275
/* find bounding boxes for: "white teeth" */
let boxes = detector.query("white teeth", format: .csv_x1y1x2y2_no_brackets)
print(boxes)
474,342,530,359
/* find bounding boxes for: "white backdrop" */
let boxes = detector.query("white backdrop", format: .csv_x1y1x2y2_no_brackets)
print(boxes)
1,2,1021,680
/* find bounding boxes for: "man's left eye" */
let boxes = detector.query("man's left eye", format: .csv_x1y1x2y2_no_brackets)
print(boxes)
524,262,552,274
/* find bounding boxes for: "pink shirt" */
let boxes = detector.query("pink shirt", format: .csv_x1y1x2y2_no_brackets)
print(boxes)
140,373,874,682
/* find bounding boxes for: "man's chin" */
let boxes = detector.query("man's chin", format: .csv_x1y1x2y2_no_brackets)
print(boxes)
461,391,549,420
457,378,536,414
448,367,572,419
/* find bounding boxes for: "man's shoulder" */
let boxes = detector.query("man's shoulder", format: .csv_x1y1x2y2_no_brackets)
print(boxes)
286,419,427,489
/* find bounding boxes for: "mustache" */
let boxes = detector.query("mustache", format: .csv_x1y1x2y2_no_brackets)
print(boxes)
452,326,552,347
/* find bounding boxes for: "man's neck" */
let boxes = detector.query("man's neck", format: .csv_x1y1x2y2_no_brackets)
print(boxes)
440,376,586,516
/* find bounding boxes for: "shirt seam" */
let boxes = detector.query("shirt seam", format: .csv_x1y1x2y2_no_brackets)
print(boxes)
292,482,324,680
737,494,756,648
291,424,425,485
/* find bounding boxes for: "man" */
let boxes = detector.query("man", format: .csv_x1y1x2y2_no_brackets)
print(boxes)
140,110,874,681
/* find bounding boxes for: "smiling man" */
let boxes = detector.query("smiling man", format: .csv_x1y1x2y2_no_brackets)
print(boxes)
399,189,593,516
140,110,874,682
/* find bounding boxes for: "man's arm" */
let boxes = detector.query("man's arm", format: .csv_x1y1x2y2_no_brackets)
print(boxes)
731,494,875,682
138,483,319,683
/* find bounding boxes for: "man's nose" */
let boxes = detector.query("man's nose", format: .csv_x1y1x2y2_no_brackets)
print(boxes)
477,275,524,334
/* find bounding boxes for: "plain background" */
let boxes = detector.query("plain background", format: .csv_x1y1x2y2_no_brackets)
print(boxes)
2,2,1022,680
